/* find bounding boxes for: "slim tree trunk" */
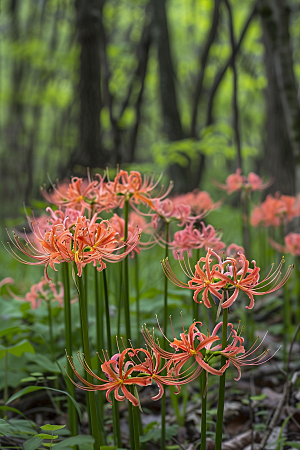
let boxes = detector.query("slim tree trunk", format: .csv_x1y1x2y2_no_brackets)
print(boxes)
151,0,189,192
75,0,104,167
259,0,299,195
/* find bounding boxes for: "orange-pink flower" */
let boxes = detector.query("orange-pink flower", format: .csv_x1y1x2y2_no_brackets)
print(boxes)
162,249,293,309
172,190,221,216
6,214,141,280
42,174,102,213
161,249,227,306
169,222,225,260
270,232,300,256
106,170,172,209
217,169,271,194
251,193,300,228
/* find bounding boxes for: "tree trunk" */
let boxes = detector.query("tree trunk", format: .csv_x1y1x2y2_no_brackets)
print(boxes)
259,0,300,195
151,0,189,193
74,0,104,168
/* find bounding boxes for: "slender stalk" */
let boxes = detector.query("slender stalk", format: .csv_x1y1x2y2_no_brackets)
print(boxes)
161,221,170,450
46,301,54,351
123,199,137,450
135,254,141,347
215,306,228,450
62,263,78,437
4,350,8,404
94,267,107,443
117,262,123,337
76,269,103,448
200,370,207,450
193,248,200,322
103,268,122,447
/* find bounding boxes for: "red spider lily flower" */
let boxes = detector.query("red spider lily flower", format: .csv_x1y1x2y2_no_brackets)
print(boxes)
8,277,77,309
72,215,141,276
270,232,300,256
172,190,221,216
162,249,293,310
217,169,271,194
142,319,229,378
209,328,274,381
109,213,153,257
169,222,225,260
42,174,102,213
161,248,227,307
151,198,207,229
67,349,152,407
5,224,73,281
219,253,293,309
125,347,202,400
6,214,141,280
251,193,300,228
106,170,173,209
0,277,14,289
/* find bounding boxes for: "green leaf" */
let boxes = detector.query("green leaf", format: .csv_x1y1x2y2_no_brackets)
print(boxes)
0,405,29,420
41,424,66,431
35,433,58,439
0,340,35,359
6,386,82,421
250,394,267,401
23,437,44,450
25,353,62,373
285,443,300,449
49,434,94,449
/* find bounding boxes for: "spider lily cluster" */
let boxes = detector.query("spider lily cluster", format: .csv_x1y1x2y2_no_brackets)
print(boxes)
67,317,272,407
3,167,294,449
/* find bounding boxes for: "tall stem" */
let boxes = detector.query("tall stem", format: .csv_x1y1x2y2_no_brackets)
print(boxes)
135,254,141,347
4,350,8,405
76,269,103,448
215,307,228,450
102,268,122,447
62,263,78,437
200,370,207,450
161,221,169,450
47,301,54,351
94,268,107,443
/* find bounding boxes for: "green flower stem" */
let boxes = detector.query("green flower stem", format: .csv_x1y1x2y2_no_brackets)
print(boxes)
103,266,122,447
94,268,107,444
117,263,123,337
161,221,170,450
135,254,141,347
193,248,201,322
200,370,207,450
76,269,103,449
215,306,228,450
4,350,8,405
46,301,54,351
123,199,139,450
62,263,78,437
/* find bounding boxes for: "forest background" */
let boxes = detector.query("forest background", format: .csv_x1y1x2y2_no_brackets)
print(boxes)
1,0,300,230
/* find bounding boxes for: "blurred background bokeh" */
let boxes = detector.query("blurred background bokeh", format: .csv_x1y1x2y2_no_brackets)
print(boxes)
1,0,300,225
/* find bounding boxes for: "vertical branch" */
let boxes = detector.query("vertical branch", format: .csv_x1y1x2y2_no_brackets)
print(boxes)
75,0,103,167
224,0,242,170
190,0,222,138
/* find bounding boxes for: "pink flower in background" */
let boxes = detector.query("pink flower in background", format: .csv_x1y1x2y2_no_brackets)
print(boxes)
0,277,14,289
270,232,300,256
251,193,300,227
9,278,77,310
172,190,221,216
169,222,225,260
218,169,270,194
226,243,245,259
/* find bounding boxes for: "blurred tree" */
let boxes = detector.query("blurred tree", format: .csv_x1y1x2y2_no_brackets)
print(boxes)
260,0,300,195
1,0,300,223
